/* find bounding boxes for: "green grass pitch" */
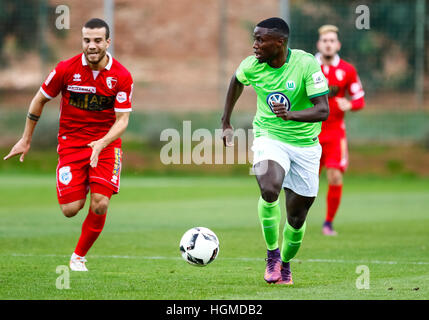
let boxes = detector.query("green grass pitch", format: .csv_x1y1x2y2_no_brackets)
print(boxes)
0,173,428,300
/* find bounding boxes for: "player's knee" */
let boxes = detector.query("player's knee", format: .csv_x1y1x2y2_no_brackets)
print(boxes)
59,196,85,218
90,196,109,215
260,183,282,202
330,174,343,185
327,169,343,185
287,214,306,229
61,206,80,218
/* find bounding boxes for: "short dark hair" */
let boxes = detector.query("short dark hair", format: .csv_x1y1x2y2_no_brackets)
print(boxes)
83,18,110,39
256,17,289,39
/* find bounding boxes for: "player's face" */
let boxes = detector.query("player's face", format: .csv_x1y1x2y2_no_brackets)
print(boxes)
82,27,111,65
317,32,341,58
253,27,284,63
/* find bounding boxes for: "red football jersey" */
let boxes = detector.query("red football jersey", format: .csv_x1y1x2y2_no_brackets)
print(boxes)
40,52,133,153
315,53,364,139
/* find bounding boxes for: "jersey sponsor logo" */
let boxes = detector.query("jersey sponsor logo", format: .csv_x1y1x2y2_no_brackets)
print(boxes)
286,80,295,90
266,92,291,113
45,69,56,86
116,91,127,103
73,73,81,82
106,77,117,89
58,166,72,185
111,148,121,183
67,85,96,94
312,71,326,89
69,91,115,111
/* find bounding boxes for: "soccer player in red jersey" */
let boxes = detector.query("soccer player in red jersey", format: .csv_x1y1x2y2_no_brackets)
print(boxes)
316,25,365,236
3,18,133,271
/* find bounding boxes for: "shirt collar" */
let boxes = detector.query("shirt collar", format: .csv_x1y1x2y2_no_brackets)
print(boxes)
81,51,113,70
315,52,340,67
286,48,292,64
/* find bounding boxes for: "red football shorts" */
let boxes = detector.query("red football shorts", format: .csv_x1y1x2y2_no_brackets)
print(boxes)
319,136,348,173
56,146,122,204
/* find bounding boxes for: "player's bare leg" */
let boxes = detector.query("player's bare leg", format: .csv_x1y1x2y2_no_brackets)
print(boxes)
276,188,315,285
323,168,343,236
60,199,86,218
70,190,110,271
90,192,110,215
255,160,285,283
59,198,89,271
255,160,284,202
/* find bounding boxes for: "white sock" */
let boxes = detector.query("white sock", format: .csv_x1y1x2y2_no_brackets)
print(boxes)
71,252,84,260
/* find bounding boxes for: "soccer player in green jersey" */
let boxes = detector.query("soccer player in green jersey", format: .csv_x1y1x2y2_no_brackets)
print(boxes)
221,17,329,285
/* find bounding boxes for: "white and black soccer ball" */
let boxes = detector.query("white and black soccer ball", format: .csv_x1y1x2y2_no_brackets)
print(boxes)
179,227,219,266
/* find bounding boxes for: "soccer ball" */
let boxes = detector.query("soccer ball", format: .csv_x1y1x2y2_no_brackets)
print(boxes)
179,227,219,266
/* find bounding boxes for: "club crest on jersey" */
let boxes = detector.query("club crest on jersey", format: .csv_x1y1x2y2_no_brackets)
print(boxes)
266,92,291,113
58,166,72,185
335,69,345,81
106,77,117,89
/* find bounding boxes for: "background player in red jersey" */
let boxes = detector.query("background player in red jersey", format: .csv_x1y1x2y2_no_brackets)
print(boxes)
316,25,365,236
3,18,133,271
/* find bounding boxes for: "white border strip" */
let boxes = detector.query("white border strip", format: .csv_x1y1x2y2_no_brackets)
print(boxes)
39,87,54,100
5,253,429,265
114,108,132,112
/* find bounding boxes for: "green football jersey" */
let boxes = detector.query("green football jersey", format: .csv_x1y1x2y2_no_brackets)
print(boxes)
235,48,329,147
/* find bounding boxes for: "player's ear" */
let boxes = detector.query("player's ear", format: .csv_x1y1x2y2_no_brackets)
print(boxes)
106,38,111,48
337,40,341,51
316,39,322,51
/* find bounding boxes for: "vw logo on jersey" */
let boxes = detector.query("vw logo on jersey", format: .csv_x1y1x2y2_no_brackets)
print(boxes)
266,92,291,113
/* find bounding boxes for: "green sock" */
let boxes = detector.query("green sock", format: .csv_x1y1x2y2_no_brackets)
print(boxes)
281,220,306,262
258,196,281,250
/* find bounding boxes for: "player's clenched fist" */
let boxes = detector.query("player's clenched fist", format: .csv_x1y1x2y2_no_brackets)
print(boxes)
335,97,352,111
271,102,290,121
3,138,31,162
222,124,234,147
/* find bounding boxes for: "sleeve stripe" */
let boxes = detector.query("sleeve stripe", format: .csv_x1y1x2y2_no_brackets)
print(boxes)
308,90,329,99
351,91,365,100
115,108,132,112
39,87,54,100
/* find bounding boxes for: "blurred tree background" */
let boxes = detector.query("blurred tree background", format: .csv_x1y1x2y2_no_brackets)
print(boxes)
0,0,63,67
291,0,423,94
0,0,428,177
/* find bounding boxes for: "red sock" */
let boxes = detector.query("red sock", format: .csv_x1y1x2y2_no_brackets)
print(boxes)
325,184,343,223
74,209,106,257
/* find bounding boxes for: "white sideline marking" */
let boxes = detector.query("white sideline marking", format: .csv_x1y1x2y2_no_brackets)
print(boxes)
5,253,429,265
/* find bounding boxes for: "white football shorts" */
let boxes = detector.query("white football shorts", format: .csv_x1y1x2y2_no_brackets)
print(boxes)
251,136,322,197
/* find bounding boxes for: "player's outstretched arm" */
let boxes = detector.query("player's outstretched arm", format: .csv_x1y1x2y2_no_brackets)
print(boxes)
272,94,329,123
88,111,130,168
3,90,50,162
221,75,244,147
